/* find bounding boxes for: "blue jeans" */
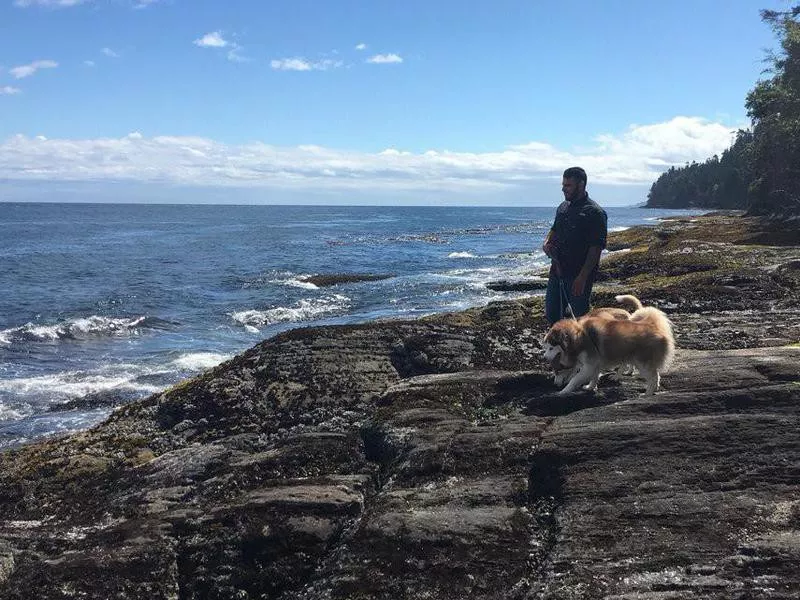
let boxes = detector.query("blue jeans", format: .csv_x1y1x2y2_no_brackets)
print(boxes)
545,272,594,324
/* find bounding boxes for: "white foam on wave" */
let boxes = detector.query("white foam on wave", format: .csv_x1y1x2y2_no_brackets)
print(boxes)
443,267,499,278
241,272,320,290
0,403,28,422
444,259,549,287
448,251,477,259
231,294,351,330
0,315,148,344
171,352,231,371
264,272,320,290
0,370,162,401
280,278,319,290
610,226,630,232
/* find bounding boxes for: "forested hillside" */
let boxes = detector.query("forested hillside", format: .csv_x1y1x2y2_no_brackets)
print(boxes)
647,6,800,217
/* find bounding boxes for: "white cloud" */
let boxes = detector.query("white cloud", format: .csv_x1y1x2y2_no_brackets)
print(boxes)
194,32,248,61
84,60,96,67
0,117,738,194
227,44,248,63
10,60,58,79
367,53,403,64
1,86,22,95
101,47,119,58
355,43,367,51
270,57,343,71
194,32,228,48
270,58,311,71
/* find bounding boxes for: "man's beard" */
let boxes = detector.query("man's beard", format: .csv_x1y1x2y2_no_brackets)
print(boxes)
565,189,583,202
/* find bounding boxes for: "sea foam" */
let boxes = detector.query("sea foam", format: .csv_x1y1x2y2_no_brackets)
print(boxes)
231,294,351,330
0,315,151,344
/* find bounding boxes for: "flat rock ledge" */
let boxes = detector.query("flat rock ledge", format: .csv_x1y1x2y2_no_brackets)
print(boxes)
0,214,798,599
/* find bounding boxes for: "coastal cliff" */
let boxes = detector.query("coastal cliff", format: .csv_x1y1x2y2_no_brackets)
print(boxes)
0,213,798,599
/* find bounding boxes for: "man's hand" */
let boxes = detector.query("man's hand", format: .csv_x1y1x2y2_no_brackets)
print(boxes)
571,274,587,297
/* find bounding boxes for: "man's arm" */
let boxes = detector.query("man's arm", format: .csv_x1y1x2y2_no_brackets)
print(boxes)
542,229,557,257
544,203,566,258
571,245,602,296
572,207,607,296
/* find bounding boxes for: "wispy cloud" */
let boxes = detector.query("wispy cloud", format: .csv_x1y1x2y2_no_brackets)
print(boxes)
1,86,22,95
101,47,119,58
367,53,403,64
226,44,248,63
10,60,58,79
84,60,96,67
355,43,367,51
194,31,229,48
270,57,343,71
270,58,311,71
0,117,737,193
193,32,248,62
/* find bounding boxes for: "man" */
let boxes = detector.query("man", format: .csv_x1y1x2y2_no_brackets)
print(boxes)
542,167,608,324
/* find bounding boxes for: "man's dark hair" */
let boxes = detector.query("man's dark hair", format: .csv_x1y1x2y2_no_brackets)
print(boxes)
563,166,587,185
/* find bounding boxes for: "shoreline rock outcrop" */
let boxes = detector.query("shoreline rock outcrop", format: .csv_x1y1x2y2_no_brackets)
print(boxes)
0,213,798,599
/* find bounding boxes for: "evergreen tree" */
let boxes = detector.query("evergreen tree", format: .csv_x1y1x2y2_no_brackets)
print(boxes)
647,5,800,217
744,6,800,216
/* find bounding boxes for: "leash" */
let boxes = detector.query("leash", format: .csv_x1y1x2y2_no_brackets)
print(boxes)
553,257,578,322
559,278,578,322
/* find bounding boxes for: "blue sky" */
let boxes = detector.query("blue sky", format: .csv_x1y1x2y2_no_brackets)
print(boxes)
0,0,790,205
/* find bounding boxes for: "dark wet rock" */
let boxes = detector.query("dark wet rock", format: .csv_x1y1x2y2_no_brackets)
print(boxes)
47,390,138,412
298,273,393,287
0,214,798,599
486,278,549,292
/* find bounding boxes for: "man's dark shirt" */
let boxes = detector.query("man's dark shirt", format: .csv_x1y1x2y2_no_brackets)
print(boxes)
549,193,608,279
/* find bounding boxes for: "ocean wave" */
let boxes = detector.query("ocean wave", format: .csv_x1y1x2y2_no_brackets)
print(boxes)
444,267,499,277
0,409,114,451
230,294,351,330
0,403,28,422
447,251,477,259
171,352,231,371
239,272,320,290
610,226,630,232
0,370,162,402
0,353,234,423
0,315,166,344
280,277,319,290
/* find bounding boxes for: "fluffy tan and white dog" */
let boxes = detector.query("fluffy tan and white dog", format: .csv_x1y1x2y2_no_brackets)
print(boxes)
543,294,674,395
549,295,641,386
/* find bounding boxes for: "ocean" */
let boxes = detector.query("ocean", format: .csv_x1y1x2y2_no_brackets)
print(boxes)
0,202,693,448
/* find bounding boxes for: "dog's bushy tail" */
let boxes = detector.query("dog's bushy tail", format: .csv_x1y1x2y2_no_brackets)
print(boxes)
631,306,675,370
615,294,643,311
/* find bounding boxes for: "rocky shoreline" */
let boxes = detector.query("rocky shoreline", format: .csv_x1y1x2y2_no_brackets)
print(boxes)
0,213,798,599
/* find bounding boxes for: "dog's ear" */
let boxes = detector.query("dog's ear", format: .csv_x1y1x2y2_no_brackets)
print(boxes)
544,329,559,350
560,325,577,356
542,327,557,348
